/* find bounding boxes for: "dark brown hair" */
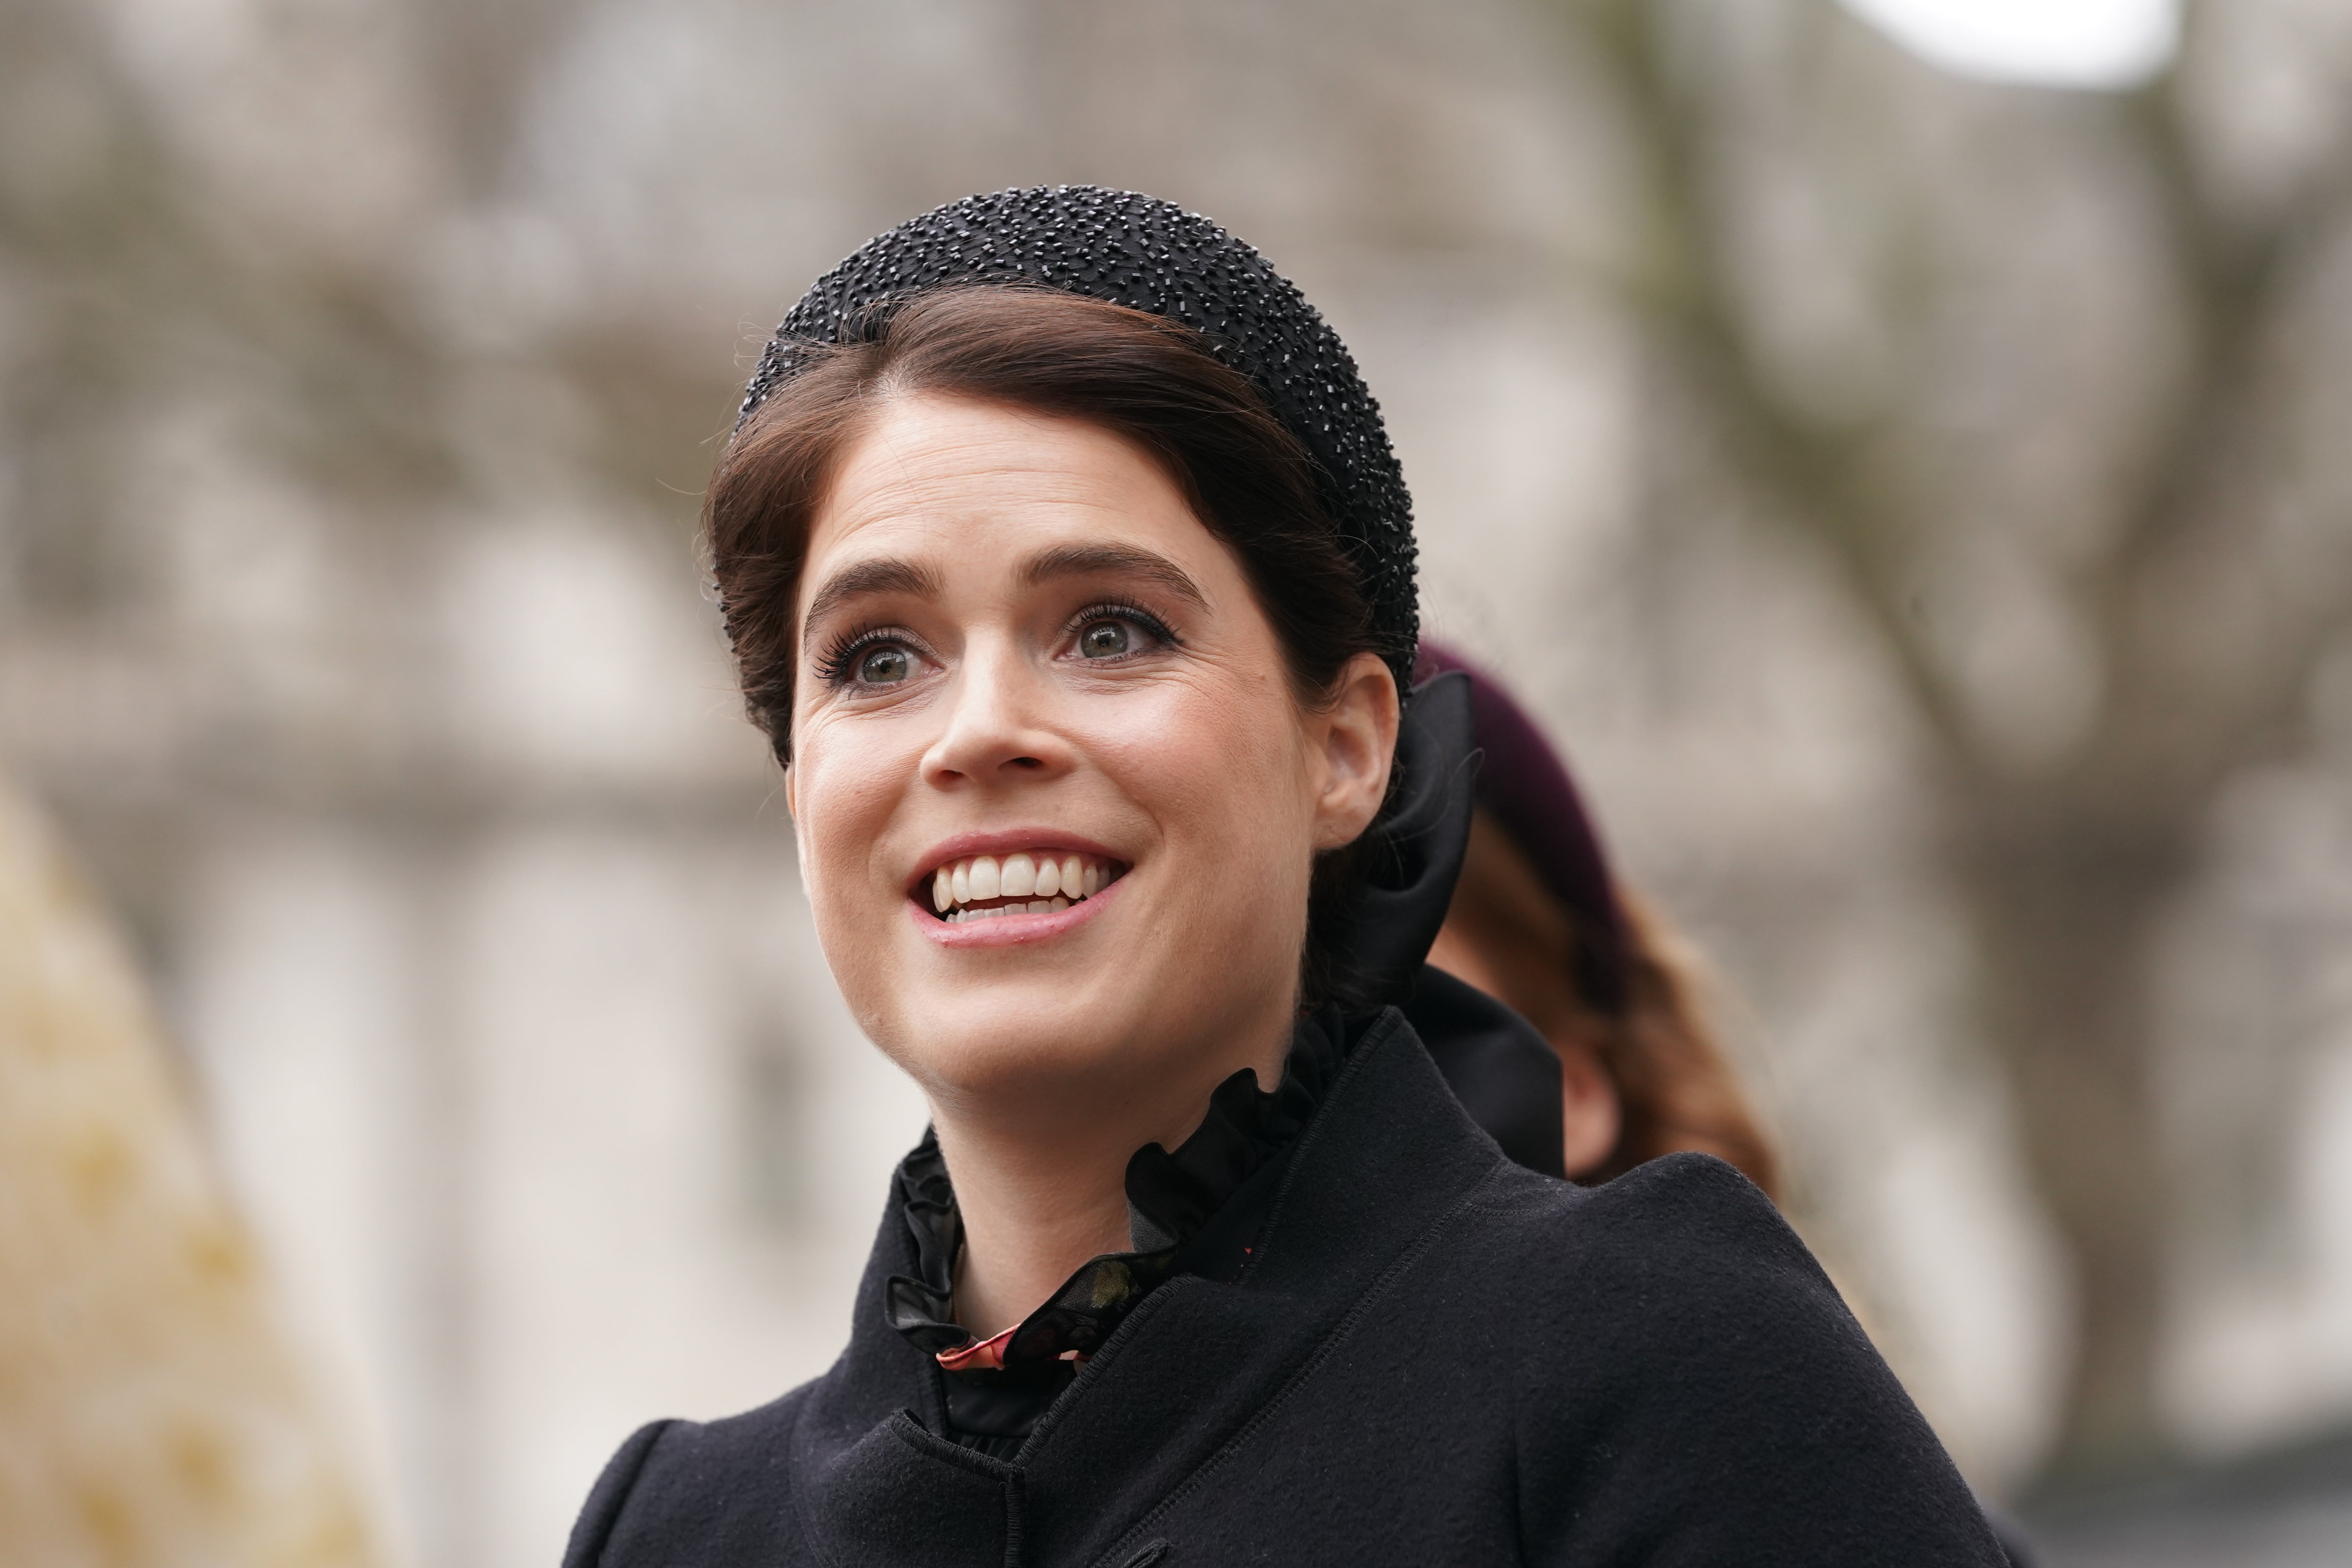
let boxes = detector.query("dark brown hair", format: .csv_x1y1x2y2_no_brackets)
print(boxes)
1442,811,1782,1198
705,286,1378,761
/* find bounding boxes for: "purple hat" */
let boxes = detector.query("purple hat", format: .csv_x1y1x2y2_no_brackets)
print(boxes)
1415,642,1630,1014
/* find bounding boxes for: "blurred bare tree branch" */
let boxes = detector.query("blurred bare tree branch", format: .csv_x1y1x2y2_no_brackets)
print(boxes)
1559,0,2352,1485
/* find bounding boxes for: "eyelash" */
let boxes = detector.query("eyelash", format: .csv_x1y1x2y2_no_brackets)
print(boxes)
811,624,915,688
1062,599,1180,653
809,600,1181,690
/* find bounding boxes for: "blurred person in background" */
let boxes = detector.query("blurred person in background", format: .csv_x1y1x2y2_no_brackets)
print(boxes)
563,187,2011,1567
1411,640,1782,1196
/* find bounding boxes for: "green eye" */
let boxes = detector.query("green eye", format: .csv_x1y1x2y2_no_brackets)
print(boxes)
858,645,913,684
1078,621,1132,659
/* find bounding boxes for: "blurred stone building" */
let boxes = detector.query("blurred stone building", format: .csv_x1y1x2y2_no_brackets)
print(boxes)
4,0,2350,1564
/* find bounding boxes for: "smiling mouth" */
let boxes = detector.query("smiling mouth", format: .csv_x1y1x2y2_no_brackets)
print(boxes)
924,851,1128,924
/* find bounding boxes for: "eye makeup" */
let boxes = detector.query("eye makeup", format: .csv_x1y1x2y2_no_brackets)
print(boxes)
1058,598,1181,659
812,624,926,689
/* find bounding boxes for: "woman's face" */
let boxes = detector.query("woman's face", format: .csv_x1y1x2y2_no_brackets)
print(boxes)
785,393,1395,1134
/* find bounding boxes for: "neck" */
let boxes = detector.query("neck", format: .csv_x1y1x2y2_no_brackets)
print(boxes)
930,1024,1294,1340
936,1119,1135,1339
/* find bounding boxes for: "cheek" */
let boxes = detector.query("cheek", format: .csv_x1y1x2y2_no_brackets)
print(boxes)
790,719,913,909
1087,674,1315,863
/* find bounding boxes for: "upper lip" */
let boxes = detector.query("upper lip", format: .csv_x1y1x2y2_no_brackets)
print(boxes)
906,828,1127,896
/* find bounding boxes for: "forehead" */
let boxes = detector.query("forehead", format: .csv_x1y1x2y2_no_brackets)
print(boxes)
802,394,1214,584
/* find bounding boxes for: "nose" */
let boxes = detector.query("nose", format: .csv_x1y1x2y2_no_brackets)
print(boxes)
920,635,1074,790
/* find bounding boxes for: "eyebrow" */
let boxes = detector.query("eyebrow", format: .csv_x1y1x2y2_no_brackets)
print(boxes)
798,543,1209,650
800,557,944,647
1020,543,1209,612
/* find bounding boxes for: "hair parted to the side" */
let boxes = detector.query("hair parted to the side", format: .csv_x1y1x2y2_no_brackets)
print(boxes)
703,285,1390,1009
704,285,1379,763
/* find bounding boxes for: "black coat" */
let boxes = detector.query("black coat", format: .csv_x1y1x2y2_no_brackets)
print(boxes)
564,1006,2009,1567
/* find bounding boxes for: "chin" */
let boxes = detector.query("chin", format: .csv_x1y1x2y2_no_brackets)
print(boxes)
829,879,1303,1115
894,1004,1159,1107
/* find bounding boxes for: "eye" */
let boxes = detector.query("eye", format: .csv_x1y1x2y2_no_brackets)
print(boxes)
1064,603,1176,664
1078,619,1134,660
813,627,928,691
857,643,915,685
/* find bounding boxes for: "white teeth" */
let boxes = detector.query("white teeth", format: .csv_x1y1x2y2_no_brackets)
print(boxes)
927,851,1121,918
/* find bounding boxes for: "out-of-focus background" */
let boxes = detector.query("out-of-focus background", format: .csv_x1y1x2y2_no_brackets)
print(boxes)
3,0,2351,1563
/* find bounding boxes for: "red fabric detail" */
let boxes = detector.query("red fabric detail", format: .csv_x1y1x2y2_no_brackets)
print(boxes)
935,1326,1016,1373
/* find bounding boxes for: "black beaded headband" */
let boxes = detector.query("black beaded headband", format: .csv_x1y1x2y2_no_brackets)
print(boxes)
736,185,1420,698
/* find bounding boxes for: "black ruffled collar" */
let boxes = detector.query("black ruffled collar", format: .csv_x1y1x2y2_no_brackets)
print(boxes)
885,1007,1354,1377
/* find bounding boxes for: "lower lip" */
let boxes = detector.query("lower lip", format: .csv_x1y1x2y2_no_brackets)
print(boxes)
910,872,1128,948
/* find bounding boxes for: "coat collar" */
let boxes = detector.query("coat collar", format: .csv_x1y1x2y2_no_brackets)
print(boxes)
790,1006,1508,1568
885,1006,1356,1377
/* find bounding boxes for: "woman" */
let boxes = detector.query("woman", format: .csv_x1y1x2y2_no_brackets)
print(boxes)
564,187,2007,1566
1413,642,1781,1194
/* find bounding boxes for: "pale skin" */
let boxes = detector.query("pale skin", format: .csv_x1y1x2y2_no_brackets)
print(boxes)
784,392,1398,1339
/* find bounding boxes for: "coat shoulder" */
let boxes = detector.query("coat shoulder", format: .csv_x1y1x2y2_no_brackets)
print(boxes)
1472,1148,1824,1307
1461,1152,2008,1566
561,1382,818,1568
1467,1149,1886,1438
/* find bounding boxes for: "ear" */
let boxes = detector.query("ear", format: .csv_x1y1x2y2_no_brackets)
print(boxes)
1308,652,1401,852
